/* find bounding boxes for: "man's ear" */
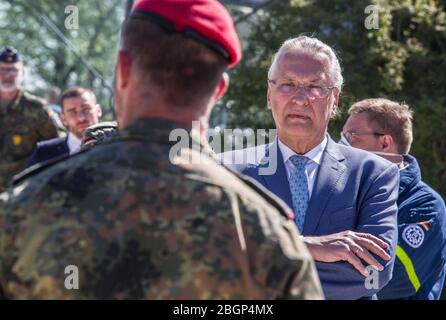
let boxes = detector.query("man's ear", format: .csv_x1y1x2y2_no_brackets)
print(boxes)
332,89,340,115
381,134,395,152
59,112,67,126
267,85,272,110
116,50,131,90
96,104,103,118
212,72,229,103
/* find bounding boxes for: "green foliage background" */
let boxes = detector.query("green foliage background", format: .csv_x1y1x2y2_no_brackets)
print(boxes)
0,0,125,120
0,0,445,198
218,0,446,198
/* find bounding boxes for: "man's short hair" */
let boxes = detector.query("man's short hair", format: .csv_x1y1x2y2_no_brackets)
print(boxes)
120,16,228,109
268,36,344,91
60,86,97,111
348,98,414,154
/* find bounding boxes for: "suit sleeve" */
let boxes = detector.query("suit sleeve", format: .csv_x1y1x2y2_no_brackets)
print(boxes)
27,145,42,168
317,164,399,299
377,196,446,299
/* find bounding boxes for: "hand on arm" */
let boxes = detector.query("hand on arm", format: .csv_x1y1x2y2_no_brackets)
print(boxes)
303,231,391,277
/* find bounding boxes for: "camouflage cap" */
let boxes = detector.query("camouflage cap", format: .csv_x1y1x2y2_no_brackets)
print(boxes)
0,47,20,63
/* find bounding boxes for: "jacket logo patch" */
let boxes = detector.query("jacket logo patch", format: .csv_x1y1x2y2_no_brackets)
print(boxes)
403,224,425,248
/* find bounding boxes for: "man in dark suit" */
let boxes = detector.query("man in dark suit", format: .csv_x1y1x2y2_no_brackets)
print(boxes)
219,36,399,299
27,86,102,167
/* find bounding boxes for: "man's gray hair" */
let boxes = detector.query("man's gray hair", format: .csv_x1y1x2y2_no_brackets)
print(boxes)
268,36,344,90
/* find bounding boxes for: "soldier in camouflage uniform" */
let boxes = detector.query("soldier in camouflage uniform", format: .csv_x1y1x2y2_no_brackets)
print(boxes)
0,0,323,299
0,47,59,193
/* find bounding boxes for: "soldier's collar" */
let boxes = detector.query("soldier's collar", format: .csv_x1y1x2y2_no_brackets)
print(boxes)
0,90,23,110
118,117,202,147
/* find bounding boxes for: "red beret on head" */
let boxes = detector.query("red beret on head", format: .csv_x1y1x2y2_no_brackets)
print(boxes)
131,0,242,68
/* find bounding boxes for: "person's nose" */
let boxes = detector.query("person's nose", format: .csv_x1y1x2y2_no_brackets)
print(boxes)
291,88,310,105
77,110,87,121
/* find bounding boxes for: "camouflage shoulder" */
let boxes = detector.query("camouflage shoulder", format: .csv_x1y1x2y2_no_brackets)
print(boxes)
229,167,295,221
11,148,90,187
21,91,46,108
175,148,294,221
81,121,118,150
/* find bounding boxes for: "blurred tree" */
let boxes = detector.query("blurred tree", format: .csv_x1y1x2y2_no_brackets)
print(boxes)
0,0,125,119
218,0,446,198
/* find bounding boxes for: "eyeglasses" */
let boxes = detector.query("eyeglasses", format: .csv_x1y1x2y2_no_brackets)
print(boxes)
268,79,336,99
0,67,20,74
342,131,385,144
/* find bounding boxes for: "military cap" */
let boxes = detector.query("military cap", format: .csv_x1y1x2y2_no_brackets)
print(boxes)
131,0,242,68
0,47,20,63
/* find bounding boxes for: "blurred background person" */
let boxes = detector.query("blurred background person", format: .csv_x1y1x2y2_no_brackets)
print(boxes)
0,46,58,192
27,86,102,167
45,86,67,136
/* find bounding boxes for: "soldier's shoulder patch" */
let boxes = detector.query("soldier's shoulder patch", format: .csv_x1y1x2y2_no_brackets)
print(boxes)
21,91,46,107
402,224,425,248
81,121,118,150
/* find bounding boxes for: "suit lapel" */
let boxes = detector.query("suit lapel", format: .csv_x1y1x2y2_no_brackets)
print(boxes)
61,138,70,154
259,138,294,210
302,137,346,235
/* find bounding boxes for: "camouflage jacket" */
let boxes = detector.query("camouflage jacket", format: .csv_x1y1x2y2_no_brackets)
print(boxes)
0,90,59,192
0,117,322,299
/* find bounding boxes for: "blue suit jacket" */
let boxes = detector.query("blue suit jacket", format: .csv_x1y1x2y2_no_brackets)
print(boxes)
219,136,399,299
27,137,69,168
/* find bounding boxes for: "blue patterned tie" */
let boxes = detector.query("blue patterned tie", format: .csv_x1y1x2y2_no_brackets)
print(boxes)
288,155,310,232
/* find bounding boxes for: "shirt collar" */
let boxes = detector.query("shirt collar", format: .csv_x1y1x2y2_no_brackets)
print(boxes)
67,132,82,154
399,154,421,194
278,135,327,166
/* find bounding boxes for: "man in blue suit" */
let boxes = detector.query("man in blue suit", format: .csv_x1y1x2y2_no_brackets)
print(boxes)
219,36,399,299
27,86,102,167
342,98,446,300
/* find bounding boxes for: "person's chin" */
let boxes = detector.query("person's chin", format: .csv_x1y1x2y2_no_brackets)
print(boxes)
77,125,91,135
284,117,312,131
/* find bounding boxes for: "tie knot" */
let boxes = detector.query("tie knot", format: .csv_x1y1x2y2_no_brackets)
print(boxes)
290,155,309,169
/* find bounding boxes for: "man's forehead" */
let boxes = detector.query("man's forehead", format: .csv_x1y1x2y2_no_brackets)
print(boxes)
345,113,372,130
66,92,96,105
273,51,328,79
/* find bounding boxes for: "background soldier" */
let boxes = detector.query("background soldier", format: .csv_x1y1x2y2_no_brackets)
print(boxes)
0,0,322,299
0,46,59,192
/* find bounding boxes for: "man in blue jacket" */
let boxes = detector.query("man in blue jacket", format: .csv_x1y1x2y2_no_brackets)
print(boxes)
342,98,446,299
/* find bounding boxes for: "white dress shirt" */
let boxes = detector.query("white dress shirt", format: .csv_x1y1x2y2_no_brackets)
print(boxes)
278,136,327,199
67,132,82,155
